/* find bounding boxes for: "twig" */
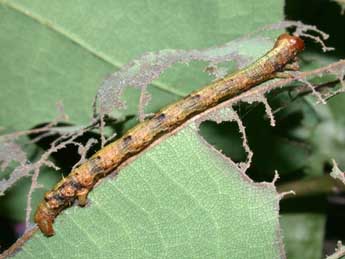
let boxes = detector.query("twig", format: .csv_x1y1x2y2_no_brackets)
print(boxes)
0,227,38,259
277,174,345,199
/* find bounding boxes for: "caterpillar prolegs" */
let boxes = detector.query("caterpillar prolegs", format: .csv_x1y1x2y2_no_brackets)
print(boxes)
35,34,304,236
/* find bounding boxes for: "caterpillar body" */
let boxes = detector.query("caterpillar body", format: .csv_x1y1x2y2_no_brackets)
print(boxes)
35,34,304,236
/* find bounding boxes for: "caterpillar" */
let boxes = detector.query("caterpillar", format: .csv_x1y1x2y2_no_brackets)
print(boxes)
35,33,304,236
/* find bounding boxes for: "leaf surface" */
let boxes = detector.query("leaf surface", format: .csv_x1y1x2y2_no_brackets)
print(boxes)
0,0,283,130
15,126,283,258
0,0,283,223
0,0,289,258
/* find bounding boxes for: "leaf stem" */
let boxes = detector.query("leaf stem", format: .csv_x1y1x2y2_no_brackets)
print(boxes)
278,175,345,199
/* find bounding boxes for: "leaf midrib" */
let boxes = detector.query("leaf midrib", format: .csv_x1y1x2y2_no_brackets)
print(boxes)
1,0,186,98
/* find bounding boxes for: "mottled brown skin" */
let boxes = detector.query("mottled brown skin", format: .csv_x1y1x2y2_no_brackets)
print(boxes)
35,33,304,236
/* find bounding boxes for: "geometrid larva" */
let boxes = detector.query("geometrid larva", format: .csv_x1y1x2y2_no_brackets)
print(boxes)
35,34,304,236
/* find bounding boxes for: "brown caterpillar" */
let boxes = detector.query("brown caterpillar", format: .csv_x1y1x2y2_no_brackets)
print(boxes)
35,33,304,236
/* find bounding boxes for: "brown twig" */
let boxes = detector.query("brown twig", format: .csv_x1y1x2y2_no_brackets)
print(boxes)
0,227,38,259
277,174,345,199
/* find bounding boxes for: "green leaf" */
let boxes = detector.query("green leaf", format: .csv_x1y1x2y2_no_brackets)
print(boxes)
0,0,283,131
0,0,283,222
0,0,289,257
15,126,283,258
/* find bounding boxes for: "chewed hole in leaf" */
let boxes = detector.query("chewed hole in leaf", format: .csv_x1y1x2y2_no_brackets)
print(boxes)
0,142,27,172
117,58,248,124
0,215,17,251
95,36,273,117
240,102,311,182
199,121,247,164
27,122,102,173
